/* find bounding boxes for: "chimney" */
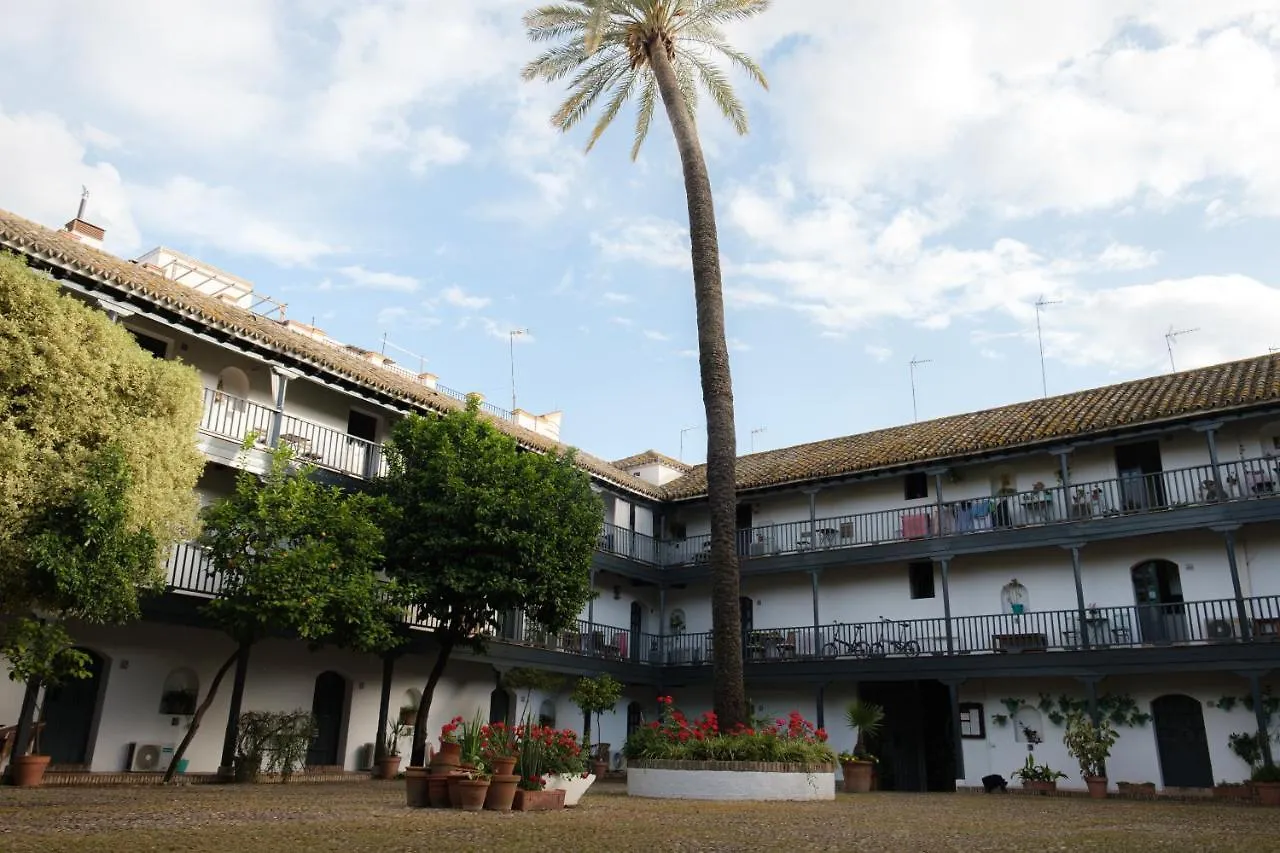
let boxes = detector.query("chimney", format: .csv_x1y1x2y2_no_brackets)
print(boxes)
63,187,106,251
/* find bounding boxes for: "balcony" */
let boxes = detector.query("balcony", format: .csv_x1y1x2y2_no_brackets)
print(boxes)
663,455,1280,569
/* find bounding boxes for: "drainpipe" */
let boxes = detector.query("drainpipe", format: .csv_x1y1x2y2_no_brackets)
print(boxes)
1215,525,1252,641
938,556,954,655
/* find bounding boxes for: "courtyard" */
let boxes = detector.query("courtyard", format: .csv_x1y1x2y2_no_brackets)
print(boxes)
0,781,1274,852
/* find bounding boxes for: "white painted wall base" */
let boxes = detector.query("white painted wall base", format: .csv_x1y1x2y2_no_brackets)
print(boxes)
627,767,836,801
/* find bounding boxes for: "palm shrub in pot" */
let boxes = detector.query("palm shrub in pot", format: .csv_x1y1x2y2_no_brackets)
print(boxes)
1012,753,1067,794
1062,711,1118,798
841,700,884,793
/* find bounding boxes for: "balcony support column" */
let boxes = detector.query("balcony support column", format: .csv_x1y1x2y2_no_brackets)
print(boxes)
658,587,666,664
268,367,299,449
937,556,954,655
1063,543,1090,651
1056,448,1073,519
927,467,947,537
815,682,827,730
1245,671,1276,768
803,487,819,551
811,569,821,658
1213,525,1252,641
372,652,396,763
587,567,597,626
1194,421,1226,500
943,678,966,779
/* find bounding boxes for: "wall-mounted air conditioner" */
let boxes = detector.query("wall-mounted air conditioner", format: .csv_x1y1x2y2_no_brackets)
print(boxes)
1205,618,1236,640
356,743,376,771
128,742,176,772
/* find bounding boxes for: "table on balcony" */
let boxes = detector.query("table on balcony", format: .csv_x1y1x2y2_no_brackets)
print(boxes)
279,433,322,463
992,632,1048,653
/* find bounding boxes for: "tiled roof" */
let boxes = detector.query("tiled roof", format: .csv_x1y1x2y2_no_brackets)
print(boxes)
611,449,693,473
0,207,664,500
660,352,1280,500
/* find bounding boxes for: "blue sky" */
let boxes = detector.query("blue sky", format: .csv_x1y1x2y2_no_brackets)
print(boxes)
2,1,1279,464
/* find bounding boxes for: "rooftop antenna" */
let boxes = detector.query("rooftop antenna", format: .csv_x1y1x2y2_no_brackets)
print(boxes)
77,186,89,220
679,425,700,462
1034,295,1061,397
909,356,932,422
509,328,528,412
1164,326,1199,372
750,426,767,453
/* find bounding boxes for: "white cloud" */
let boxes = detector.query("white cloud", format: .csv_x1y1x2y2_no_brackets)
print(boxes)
592,217,690,269
338,265,419,293
601,291,633,303
610,316,635,327
864,344,892,362
643,329,670,341
376,306,409,326
440,285,491,310
1095,242,1161,271
408,126,470,175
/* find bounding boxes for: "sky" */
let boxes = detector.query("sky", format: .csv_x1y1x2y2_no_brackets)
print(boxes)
2,1,1279,465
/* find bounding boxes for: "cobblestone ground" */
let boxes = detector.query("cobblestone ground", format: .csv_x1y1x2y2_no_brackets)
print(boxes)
1,781,1275,852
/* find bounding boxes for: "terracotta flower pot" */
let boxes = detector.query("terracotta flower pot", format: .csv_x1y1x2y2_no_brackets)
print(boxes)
427,773,451,808
591,759,609,779
841,760,874,794
376,756,402,780
11,754,51,788
1256,781,1280,806
437,741,462,766
490,757,517,777
1023,780,1057,795
404,766,431,808
484,774,520,811
513,787,566,811
1085,776,1108,799
457,778,491,812
447,771,466,809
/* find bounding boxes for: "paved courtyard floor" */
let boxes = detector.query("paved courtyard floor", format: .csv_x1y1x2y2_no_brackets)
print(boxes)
1,781,1273,852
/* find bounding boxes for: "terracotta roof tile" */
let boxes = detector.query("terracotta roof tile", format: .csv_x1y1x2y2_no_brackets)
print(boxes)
0,207,663,500
660,352,1280,500
611,449,693,472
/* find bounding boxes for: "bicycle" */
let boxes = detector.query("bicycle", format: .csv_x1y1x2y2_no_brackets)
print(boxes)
822,624,874,659
870,616,921,657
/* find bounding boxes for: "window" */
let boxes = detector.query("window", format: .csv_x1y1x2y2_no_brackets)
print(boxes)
127,328,170,359
904,471,929,500
959,703,986,739
908,561,935,599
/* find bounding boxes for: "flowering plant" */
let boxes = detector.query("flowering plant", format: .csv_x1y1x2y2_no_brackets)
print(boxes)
439,715,464,745
480,720,520,761
625,695,835,764
838,750,877,763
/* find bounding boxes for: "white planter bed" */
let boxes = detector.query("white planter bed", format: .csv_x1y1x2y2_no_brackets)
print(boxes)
544,772,596,806
627,760,836,801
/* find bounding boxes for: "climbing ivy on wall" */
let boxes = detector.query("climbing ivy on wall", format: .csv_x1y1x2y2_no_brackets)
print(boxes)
990,693,1151,728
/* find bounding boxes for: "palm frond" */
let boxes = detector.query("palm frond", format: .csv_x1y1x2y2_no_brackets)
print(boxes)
586,69,639,152
583,0,620,54
631,74,658,160
678,46,747,133
684,34,768,90
552,53,632,132
522,43,589,83
523,2,591,42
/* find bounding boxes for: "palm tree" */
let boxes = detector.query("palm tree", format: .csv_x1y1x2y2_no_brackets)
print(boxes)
522,0,769,728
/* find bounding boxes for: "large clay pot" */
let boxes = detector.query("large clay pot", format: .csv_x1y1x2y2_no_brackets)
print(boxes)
376,756,402,780
457,779,491,812
11,754,50,788
404,766,431,808
842,760,873,794
484,774,520,811
490,756,517,777
1085,776,1108,799
1256,781,1280,806
447,771,466,809
427,773,451,808
1023,780,1057,795
437,741,462,766
513,787,566,811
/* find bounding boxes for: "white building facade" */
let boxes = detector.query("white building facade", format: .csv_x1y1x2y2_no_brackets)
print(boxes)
1,205,1278,792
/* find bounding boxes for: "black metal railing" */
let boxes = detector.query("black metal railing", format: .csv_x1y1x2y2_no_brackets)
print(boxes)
660,455,1280,568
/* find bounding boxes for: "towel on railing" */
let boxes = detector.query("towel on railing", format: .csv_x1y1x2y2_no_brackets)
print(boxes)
902,513,930,538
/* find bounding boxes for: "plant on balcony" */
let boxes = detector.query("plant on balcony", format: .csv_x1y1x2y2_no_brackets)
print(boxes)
625,696,834,765
376,398,600,769
162,444,403,783
1062,711,1118,798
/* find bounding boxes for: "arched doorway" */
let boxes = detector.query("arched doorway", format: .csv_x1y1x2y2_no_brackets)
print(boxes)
1131,560,1188,643
1152,694,1213,788
489,687,512,726
626,701,643,739
41,649,105,766
306,671,347,768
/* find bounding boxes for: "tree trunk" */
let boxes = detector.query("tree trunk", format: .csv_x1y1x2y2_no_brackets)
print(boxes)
162,647,239,783
409,637,455,767
2,679,41,785
647,41,746,728
218,643,252,773
373,653,395,762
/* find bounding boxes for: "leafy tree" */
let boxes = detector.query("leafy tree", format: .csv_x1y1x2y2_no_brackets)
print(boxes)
571,674,624,750
163,446,402,782
0,252,203,779
522,0,771,727
378,400,601,766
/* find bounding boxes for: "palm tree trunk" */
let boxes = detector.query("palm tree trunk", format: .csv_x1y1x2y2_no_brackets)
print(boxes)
646,41,746,729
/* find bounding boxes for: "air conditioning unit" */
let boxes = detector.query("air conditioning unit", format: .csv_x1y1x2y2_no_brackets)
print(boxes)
1205,618,1236,640
128,742,176,772
356,742,376,771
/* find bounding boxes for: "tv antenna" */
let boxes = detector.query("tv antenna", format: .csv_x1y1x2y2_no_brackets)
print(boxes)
909,356,932,422
1164,326,1199,372
750,426,767,453
1034,296,1061,397
679,425,700,462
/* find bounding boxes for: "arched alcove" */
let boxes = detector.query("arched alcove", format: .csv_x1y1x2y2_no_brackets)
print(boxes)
158,667,199,716
215,366,250,403
538,699,556,728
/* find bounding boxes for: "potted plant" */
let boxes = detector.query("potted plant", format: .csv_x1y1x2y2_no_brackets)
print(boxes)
1252,764,1280,806
841,699,884,793
448,712,487,809
1012,754,1067,794
378,719,407,780
481,720,521,811
513,721,565,811
1116,780,1156,796
455,762,492,811
1062,711,1118,798
570,674,623,779
398,701,418,727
